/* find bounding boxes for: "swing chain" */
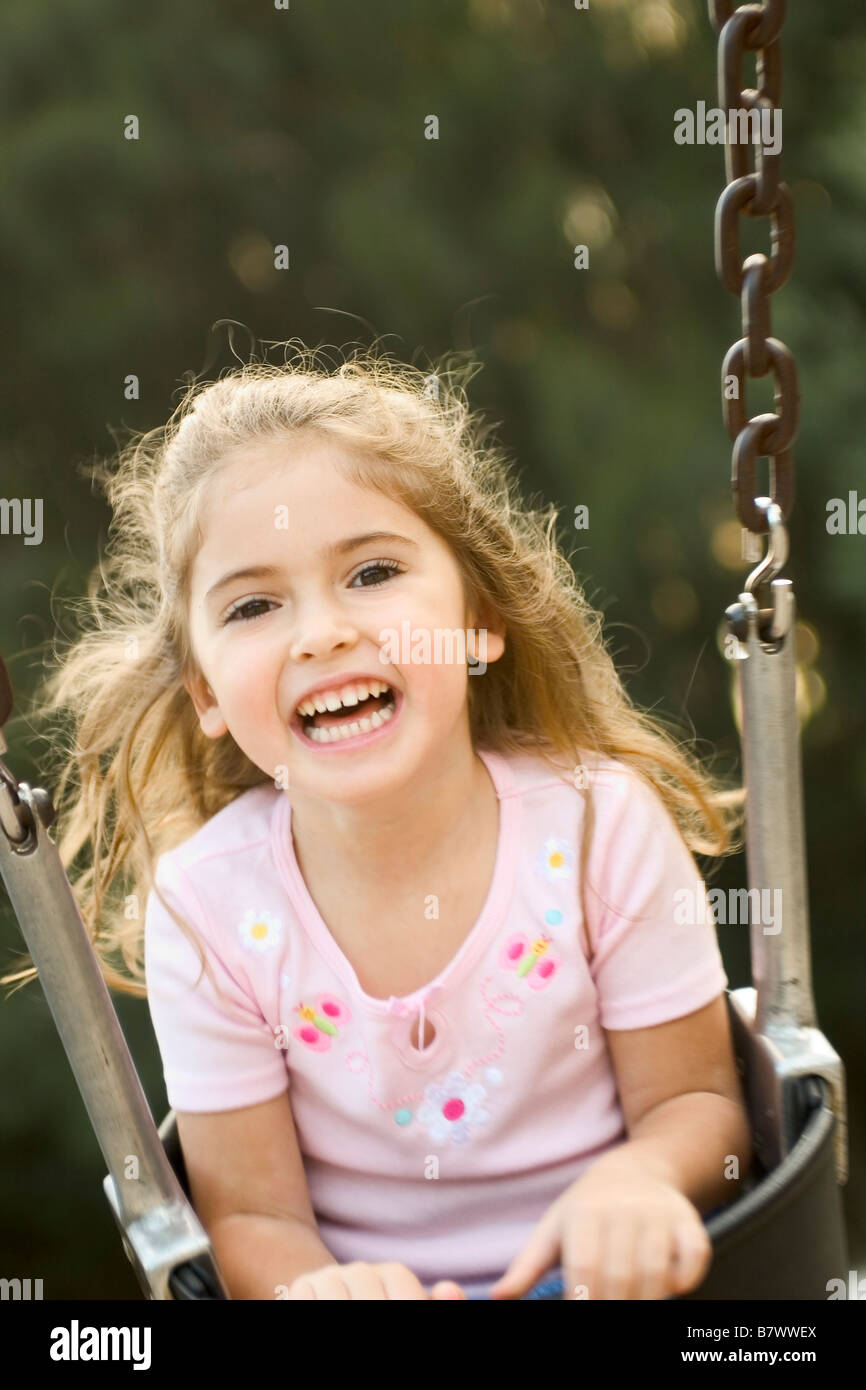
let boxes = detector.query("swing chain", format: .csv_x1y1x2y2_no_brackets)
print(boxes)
709,0,799,551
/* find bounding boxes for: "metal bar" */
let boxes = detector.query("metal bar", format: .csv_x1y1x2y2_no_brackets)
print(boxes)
727,583,847,1183
737,581,815,1031
0,782,225,1297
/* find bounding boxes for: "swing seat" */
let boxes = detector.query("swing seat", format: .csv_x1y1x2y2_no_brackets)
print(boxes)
148,988,848,1300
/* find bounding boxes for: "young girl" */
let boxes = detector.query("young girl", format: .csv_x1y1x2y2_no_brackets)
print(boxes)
2,346,752,1300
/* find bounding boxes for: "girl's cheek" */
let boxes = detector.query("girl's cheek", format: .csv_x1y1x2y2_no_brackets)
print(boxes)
226,654,279,711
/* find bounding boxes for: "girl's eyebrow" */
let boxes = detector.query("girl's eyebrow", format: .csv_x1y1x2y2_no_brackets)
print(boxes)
204,531,420,603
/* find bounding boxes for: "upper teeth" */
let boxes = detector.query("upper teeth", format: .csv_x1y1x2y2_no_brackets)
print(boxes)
296,678,391,718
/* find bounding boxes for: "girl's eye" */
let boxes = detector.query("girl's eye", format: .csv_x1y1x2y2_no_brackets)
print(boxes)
222,597,275,625
221,560,403,624
351,560,404,588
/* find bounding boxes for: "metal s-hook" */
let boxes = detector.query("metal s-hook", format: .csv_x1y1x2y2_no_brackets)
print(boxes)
727,497,792,642
745,497,789,597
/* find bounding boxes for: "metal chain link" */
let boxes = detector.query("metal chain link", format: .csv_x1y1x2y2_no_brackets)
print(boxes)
709,0,799,547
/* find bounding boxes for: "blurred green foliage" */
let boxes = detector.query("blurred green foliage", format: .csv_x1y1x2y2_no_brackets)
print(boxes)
0,0,863,1297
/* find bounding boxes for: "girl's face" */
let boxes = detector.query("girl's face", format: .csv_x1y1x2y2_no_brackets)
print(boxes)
184,435,504,806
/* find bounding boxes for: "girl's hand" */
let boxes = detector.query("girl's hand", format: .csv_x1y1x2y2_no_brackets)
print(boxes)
286,1261,468,1300
488,1155,714,1301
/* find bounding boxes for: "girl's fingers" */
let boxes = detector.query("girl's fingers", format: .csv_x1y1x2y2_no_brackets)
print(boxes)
633,1222,677,1301
430,1280,467,1300
596,1215,639,1300
569,1218,712,1301
670,1221,714,1294
382,1267,438,1300
489,1204,562,1299
563,1193,713,1301
286,1277,317,1299
563,1213,603,1301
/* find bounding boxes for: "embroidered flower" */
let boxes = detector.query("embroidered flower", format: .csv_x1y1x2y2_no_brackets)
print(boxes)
237,907,283,953
536,837,575,881
293,994,352,1052
416,1072,491,1144
499,931,561,989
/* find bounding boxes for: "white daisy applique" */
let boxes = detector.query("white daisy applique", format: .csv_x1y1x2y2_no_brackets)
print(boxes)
237,907,283,953
415,1073,492,1145
535,836,575,881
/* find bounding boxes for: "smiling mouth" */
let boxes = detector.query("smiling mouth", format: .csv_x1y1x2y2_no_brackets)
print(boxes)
296,685,398,742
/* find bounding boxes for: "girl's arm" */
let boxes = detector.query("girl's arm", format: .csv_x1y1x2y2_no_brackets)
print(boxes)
176,1091,339,1299
602,992,753,1211
489,995,752,1299
208,1211,339,1300
583,1091,752,1215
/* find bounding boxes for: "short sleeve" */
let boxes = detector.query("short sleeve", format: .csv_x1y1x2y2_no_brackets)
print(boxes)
144,857,289,1112
585,767,729,1030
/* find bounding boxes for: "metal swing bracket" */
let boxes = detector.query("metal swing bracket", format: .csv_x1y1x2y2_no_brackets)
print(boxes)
724,548,848,1187
0,722,229,1298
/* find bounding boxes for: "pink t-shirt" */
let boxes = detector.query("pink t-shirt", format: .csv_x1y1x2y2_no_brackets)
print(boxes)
144,746,728,1296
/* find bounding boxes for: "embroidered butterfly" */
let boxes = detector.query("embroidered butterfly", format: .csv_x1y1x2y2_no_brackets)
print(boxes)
293,994,352,1052
498,932,561,989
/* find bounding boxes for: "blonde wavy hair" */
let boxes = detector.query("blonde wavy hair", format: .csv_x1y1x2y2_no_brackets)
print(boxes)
0,342,744,1001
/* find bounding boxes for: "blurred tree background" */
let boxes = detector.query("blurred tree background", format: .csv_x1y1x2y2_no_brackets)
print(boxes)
0,0,863,1298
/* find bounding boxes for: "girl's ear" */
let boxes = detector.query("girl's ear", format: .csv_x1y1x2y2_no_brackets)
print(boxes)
467,603,506,666
183,670,229,739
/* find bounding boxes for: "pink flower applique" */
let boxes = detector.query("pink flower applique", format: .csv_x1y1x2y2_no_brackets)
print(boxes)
293,994,352,1052
499,931,561,989
416,1072,492,1144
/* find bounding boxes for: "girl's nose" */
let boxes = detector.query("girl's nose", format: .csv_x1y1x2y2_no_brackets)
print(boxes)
287,604,360,662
